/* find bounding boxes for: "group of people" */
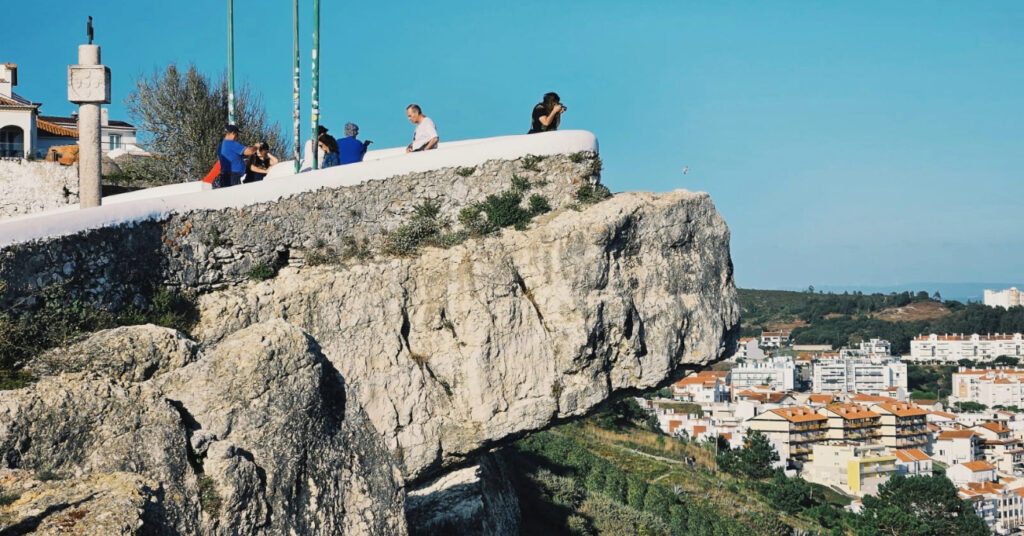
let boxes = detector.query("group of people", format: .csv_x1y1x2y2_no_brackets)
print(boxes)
214,92,565,188
213,125,279,188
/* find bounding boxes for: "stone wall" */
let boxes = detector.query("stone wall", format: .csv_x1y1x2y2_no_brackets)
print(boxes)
0,153,599,313
0,160,79,219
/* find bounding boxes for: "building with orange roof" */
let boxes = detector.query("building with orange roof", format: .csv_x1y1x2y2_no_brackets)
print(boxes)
891,448,933,477
971,422,1024,473
747,406,828,464
951,367,1024,408
948,460,998,488
818,403,882,442
934,429,982,466
872,402,931,450
911,333,1024,362
807,394,835,406
670,371,729,403
0,62,137,158
760,330,791,348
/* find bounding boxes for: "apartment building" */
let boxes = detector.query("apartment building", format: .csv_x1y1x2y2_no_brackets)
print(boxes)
729,356,796,391
951,368,1024,407
804,442,897,496
747,406,828,465
972,422,1024,473
984,287,1023,310
812,355,907,395
910,333,1024,362
817,404,882,443
872,402,931,450
760,330,791,348
934,430,982,465
670,371,730,403
958,479,1024,535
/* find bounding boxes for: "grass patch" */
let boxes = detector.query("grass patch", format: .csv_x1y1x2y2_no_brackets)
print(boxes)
521,154,546,171
455,166,476,177
0,282,198,390
0,492,19,507
576,183,612,205
568,151,590,164
198,474,222,517
35,468,61,482
247,263,276,282
528,194,551,215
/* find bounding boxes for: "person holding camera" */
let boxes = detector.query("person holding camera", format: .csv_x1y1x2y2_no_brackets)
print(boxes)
528,92,566,134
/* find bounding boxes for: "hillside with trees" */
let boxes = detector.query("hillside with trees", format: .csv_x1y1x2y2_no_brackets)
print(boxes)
738,289,1024,354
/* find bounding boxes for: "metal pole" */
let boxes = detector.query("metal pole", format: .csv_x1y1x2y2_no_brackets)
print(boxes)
292,0,300,173
311,0,320,170
227,0,236,125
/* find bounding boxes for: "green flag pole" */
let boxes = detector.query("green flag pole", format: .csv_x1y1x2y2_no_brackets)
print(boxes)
227,0,236,125
293,0,300,172
310,0,320,170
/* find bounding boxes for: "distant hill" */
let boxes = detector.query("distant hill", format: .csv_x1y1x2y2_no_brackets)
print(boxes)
790,282,1024,305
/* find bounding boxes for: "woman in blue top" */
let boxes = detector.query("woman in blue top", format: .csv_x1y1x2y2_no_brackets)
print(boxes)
319,132,340,169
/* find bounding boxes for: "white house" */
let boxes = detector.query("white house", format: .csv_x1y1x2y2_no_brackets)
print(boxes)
812,355,907,395
947,460,998,486
670,371,730,403
934,430,982,465
760,330,791,348
950,368,1024,407
892,448,932,477
731,337,766,361
0,62,137,159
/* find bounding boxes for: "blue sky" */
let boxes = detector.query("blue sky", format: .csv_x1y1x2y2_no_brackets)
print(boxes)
6,1,1023,289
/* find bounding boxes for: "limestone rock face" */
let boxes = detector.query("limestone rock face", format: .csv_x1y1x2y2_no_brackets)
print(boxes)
195,189,739,482
0,470,164,536
405,453,519,536
0,321,407,536
30,324,199,382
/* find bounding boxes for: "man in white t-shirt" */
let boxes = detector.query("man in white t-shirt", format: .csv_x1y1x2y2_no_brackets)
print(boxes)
405,104,439,152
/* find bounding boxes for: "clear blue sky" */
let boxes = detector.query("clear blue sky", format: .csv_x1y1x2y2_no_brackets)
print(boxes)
6,1,1023,289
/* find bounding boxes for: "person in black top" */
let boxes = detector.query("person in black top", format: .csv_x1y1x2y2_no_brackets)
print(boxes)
244,142,278,183
528,92,566,134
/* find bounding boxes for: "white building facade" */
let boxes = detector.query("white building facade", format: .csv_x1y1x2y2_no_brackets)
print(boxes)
811,355,907,395
730,356,797,391
984,287,1023,310
910,333,1024,362
951,369,1024,407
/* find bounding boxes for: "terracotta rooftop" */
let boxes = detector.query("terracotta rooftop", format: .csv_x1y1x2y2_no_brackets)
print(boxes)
961,461,996,472
36,118,77,137
808,394,834,404
851,393,899,404
978,422,1011,435
822,403,880,420
769,406,827,423
873,402,928,417
937,430,977,440
735,390,791,403
929,411,959,420
893,449,930,462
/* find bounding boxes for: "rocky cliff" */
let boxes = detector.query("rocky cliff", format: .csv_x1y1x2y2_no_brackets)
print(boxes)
0,153,737,535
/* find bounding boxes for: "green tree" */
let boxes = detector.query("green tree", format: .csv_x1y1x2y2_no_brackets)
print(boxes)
853,475,989,536
627,474,648,510
737,429,779,479
758,472,812,514
125,63,288,183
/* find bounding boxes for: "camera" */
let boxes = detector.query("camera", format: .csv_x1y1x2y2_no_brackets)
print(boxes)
559,104,567,111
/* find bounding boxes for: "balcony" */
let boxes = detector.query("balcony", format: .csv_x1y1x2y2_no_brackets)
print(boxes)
845,420,881,430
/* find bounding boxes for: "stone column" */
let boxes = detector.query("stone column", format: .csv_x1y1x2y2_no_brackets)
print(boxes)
68,44,110,208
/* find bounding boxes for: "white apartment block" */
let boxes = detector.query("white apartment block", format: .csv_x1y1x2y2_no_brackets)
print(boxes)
857,338,892,357
811,355,907,395
984,287,1023,310
803,442,897,496
760,330,791,348
729,356,796,391
910,333,1024,362
951,368,1024,407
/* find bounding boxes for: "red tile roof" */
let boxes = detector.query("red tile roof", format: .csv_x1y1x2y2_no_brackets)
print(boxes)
36,118,77,137
873,402,928,417
769,406,827,423
822,403,880,420
962,461,996,472
893,449,930,462
978,422,1011,434
938,430,978,440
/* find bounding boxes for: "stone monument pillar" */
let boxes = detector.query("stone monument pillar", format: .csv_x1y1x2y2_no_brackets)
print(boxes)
68,41,110,208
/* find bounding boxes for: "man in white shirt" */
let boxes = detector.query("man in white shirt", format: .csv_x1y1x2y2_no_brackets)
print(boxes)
405,104,439,152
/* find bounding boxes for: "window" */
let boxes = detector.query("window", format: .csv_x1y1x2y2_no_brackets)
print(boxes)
108,134,121,150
